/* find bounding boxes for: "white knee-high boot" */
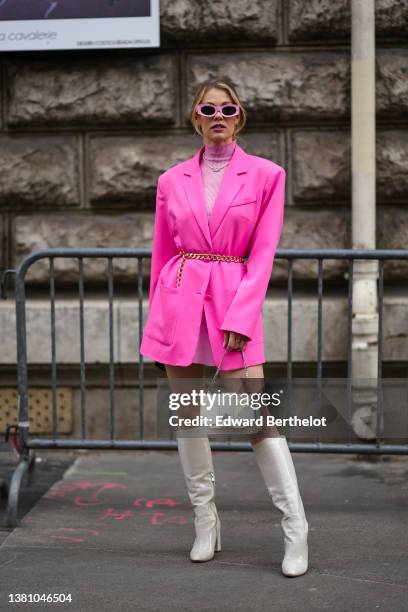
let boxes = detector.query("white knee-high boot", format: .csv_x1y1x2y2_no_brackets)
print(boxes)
252,436,308,577
176,435,221,562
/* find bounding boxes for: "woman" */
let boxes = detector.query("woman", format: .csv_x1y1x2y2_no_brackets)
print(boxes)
140,79,309,577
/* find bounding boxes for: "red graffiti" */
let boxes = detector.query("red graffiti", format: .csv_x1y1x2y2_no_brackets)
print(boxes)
47,481,101,498
133,497,181,509
100,507,133,521
51,527,100,543
47,480,128,506
47,484,189,545
74,482,128,507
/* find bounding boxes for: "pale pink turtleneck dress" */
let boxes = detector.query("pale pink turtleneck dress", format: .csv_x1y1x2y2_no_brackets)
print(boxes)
192,139,237,367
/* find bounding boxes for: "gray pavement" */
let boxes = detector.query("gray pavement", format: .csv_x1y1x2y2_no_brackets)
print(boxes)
0,451,76,547
0,448,407,612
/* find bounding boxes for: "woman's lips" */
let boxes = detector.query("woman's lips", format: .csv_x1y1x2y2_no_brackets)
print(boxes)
211,125,226,130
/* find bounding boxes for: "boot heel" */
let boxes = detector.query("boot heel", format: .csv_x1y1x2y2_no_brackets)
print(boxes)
215,519,222,552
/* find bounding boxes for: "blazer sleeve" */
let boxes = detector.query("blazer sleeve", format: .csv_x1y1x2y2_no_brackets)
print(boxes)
220,168,286,341
148,175,178,309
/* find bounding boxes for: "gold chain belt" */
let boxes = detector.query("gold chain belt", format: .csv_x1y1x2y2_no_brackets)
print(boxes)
176,250,245,288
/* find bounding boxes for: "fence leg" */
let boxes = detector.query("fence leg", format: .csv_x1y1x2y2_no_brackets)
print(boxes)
6,451,35,528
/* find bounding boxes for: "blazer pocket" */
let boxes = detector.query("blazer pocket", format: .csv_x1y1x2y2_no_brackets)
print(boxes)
228,195,257,222
146,284,184,346
229,195,257,207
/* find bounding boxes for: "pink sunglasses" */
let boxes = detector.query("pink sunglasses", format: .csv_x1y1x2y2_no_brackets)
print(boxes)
195,103,240,118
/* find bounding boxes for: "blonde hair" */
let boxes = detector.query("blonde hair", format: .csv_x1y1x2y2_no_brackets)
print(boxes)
190,79,247,138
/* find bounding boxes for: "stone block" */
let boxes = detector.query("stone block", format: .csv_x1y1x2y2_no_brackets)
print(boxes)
288,0,408,41
377,49,408,118
88,135,198,208
0,135,80,208
238,131,283,164
7,54,177,127
376,0,408,39
292,130,408,204
378,206,408,280
292,131,350,204
160,0,279,42
381,296,408,361
277,208,351,280
71,387,158,440
377,130,408,202
263,294,349,362
0,299,121,365
14,213,152,283
186,52,349,123
288,0,350,41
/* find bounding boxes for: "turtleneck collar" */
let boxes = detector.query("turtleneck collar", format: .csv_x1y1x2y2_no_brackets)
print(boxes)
203,139,236,161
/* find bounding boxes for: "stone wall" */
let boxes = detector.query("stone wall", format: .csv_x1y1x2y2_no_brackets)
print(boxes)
0,0,406,278
0,0,407,366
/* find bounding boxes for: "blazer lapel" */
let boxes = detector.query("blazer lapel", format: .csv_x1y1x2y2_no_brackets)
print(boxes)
182,141,250,250
208,142,249,241
183,146,212,249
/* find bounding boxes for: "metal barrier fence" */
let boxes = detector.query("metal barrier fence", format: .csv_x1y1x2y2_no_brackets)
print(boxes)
1,247,408,526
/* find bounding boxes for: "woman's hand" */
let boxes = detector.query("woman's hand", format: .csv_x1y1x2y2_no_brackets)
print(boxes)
223,331,250,351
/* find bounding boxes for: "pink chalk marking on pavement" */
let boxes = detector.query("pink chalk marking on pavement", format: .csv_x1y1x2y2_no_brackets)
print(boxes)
100,507,133,521
51,527,100,543
133,497,181,509
46,480,128,505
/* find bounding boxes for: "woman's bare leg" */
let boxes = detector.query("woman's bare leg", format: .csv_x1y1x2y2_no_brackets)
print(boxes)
165,363,206,380
220,357,308,575
165,363,206,422
219,361,280,444
165,363,221,562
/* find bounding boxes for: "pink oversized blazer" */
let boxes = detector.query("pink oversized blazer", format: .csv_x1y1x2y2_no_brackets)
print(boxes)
139,141,286,371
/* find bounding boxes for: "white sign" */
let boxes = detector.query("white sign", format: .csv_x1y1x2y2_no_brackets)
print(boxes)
0,0,160,51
